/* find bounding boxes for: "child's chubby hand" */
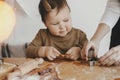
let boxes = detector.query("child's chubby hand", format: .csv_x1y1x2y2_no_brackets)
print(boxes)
65,47,81,60
38,46,61,61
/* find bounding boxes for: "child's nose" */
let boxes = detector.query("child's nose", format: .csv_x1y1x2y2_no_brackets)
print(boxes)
59,23,65,29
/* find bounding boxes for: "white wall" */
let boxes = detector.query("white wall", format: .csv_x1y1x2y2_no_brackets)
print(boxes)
6,0,110,57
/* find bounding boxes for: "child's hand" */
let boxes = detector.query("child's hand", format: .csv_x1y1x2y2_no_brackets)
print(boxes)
45,47,61,61
39,46,61,61
65,47,81,60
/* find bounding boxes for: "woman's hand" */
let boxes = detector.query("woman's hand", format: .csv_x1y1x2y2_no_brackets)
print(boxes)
99,45,120,66
81,40,99,60
65,47,81,60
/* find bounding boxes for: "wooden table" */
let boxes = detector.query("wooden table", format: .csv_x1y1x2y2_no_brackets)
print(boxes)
2,58,120,80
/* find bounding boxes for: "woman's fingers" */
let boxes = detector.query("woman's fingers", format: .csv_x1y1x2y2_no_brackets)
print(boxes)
99,50,119,66
114,61,120,66
99,49,113,63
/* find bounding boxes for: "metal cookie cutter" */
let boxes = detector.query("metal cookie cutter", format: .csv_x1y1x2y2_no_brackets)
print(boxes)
88,48,98,67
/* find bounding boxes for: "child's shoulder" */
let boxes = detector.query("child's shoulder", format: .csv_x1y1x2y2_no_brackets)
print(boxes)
36,29,49,38
72,28,85,33
72,28,87,38
37,28,49,35
38,28,48,33
39,28,47,31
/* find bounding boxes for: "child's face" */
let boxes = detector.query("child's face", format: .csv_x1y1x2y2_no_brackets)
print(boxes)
45,6,72,37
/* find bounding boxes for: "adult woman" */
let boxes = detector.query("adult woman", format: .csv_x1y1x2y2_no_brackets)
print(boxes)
82,0,120,66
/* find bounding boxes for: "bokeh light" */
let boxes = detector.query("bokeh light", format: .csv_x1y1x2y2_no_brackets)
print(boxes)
0,1,16,42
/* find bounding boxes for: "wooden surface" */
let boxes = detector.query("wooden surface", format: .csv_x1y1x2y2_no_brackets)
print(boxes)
54,61,120,80
3,58,120,80
0,58,32,80
0,62,16,79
